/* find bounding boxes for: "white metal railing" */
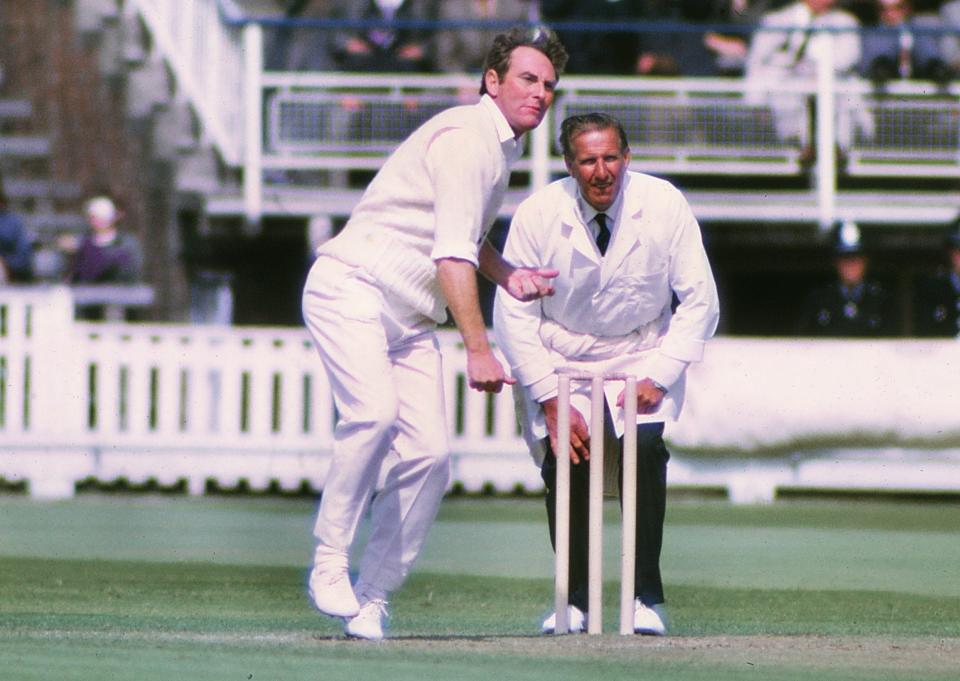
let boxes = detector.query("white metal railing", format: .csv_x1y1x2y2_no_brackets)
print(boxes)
125,2,960,227
3,287,960,501
128,0,246,166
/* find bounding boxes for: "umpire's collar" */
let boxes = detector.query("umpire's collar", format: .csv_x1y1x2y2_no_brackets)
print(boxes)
576,188,625,232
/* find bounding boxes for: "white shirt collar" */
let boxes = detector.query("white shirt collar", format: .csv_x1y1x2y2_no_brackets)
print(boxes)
480,94,523,161
577,189,624,230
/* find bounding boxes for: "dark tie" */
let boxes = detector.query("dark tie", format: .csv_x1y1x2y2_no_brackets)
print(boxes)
792,29,811,66
595,213,610,256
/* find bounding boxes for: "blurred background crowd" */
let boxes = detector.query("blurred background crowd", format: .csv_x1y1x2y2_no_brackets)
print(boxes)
268,0,959,81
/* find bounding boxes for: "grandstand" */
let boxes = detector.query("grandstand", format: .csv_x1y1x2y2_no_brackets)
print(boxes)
2,0,959,330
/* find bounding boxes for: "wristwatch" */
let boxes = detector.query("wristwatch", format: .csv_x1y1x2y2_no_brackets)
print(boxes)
650,380,668,394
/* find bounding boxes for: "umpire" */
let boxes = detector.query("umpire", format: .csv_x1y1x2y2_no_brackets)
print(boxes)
914,218,960,338
494,113,719,635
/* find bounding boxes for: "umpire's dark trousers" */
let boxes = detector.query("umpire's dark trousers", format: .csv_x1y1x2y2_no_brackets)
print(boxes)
540,404,669,611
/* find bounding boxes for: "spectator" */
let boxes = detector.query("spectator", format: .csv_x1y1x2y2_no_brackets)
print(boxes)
701,0,781,76
267,0,339,71
913,217,960,337
633,0,709,76
798,220,896,337
67,195,143,285
540,0,646,75
940,0,960,74
435,0,534,76
861,0,949,84
330,0,439,72
632,0,778,77
0,171,33,283
745,0,861,146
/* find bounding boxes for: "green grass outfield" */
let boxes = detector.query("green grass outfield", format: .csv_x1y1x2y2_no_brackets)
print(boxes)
1,494,959,680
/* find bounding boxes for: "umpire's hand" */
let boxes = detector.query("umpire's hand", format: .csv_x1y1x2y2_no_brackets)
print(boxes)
541,397,590,464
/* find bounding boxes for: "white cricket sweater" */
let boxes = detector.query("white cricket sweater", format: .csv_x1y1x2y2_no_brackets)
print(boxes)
317,95,521,322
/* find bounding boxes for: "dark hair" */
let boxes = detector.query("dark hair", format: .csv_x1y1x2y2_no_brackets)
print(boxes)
559,112,630,160
479,25,568,95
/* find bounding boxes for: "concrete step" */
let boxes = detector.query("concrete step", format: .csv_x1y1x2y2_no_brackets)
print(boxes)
3,178,83,201
23,212,86,235
0,99,33,120
0,135,51,157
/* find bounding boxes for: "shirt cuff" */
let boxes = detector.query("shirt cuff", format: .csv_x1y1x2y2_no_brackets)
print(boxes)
644,353,688,391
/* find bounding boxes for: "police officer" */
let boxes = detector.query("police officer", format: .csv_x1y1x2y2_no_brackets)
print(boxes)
914,218,960,338
798,220,896,337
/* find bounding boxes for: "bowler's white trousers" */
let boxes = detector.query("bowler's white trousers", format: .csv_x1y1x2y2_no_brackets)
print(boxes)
302,255,451,593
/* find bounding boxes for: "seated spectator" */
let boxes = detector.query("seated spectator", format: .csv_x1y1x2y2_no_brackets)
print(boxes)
0,171,33,283
914,217,960,337
798,220,896,337
540,0,645,75
747,0,862,85
267,0,338,71
435,0,533,76
634,0,710,76
745,0,861,146
701,0,781,77
632,0,777,77
67,196,143,285
330,0,439,72
861,0,949,84
940,0,960,75
435,1,534,106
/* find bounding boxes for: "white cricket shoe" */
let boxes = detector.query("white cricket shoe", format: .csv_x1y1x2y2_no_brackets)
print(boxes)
308,554,359,618
633,600,667,636
344,598,389,641
541,605,586,634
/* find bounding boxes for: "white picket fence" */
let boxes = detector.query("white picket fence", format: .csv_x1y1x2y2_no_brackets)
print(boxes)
3,287,960,501
0,287,530,498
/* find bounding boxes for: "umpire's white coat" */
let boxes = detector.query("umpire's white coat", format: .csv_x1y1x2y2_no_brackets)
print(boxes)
493,171,720,464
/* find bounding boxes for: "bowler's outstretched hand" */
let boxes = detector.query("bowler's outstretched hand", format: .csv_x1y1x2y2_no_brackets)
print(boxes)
505,267,559,302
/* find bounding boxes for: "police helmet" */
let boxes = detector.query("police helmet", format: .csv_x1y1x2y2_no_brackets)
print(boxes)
831,219,864,256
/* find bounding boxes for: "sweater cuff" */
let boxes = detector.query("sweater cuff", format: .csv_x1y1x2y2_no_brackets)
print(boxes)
529,374,558,403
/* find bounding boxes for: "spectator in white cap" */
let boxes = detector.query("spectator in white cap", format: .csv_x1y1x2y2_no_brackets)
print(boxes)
64,195,144,320
67,195,143,285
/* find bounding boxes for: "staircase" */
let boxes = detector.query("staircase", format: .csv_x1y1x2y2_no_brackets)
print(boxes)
0,0,188,319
